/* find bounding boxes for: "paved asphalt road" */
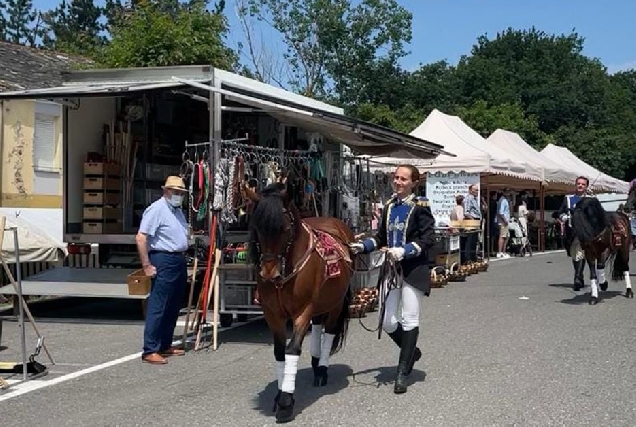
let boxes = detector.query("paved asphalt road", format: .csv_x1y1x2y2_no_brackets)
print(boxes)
1,251,636,426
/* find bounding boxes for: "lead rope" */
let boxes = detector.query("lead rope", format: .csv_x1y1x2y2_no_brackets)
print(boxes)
358,255,403,339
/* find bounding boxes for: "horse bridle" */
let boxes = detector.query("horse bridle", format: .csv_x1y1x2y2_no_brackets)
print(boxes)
257,208,296,284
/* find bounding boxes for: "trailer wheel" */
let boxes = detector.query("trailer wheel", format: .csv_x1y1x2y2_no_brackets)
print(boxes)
220,314,233,328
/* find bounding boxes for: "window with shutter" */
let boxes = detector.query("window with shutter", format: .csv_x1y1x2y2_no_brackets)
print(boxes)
33,113,58,172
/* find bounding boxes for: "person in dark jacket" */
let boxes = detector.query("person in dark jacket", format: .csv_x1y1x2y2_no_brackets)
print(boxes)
557,176,606,291
349,164,436,394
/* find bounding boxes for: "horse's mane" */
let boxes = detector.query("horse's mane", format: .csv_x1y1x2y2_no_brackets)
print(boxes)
249,183,289,241
571,197,609,244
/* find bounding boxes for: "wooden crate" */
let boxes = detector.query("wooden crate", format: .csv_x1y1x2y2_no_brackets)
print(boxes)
84,162,121,176
82,221,123,234
83,191,121,206
435,252,460,267
83,177,121,191
127,269,151,295
83,206,123,220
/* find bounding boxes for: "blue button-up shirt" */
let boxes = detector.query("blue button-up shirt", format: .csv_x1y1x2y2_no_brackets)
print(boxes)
463,194,481,220
139,197,189,252
497,196,510,224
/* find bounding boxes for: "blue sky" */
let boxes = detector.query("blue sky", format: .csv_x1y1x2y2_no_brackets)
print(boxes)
31,0,636,73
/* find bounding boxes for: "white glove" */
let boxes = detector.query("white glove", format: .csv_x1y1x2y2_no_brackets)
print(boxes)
560,213,570,222
386,247,405,262
349,242,364,254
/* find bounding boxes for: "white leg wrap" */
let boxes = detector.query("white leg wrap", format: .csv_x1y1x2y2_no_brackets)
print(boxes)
625,271,632,289
319,333,335,367
281,354,299,393
310,325,322,359
275,361,285,390
590,279,599,299
597,268,606,284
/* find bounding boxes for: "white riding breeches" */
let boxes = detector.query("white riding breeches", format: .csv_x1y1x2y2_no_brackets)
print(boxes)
382,281,423,333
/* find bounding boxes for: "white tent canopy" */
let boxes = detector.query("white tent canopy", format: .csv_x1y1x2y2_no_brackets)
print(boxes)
368,109,543,182
487,129,578,186
540,144,629,193
1,213,67,264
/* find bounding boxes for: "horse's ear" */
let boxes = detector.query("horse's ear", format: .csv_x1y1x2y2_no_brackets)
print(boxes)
243,183,261,202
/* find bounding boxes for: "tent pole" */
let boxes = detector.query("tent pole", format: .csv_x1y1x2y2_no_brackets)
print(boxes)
539,185,545,252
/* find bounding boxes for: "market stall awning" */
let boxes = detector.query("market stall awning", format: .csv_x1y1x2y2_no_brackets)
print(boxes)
367,109,543,182
173,77,451,159
0,79,210,99
541,144,629,193
486,129,579,192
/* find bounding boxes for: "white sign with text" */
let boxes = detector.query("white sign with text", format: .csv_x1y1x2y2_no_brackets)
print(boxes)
426,172,480,225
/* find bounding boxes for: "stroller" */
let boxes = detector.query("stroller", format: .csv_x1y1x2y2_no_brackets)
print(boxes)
507,217,533,257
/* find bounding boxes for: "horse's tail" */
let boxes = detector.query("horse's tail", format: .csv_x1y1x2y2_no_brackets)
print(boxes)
330,287,351,356
606,215,631,281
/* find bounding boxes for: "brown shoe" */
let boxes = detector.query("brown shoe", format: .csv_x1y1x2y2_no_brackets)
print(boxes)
159,347,185,357
141,353,167,365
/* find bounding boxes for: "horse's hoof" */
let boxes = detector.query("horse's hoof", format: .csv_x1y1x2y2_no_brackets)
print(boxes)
600,281,609,292
626,289,634,299
275,392,295,423
589,296,598,305
313,365,328,387
272,389,281,413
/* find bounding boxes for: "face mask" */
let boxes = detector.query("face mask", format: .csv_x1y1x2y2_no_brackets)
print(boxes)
169,194,183,207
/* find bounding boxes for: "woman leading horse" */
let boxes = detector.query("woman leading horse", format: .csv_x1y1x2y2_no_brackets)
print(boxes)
245,179,354,423
350,164,436,394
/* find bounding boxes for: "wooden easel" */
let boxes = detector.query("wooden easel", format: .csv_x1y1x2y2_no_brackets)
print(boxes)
0,216,55,365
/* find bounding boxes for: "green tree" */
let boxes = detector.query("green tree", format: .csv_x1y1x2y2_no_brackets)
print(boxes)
0,2,8,40
455,100,552,148
452,27,636,179
353,102,424,134
402,60,459,115
101,0,237,69
5,0,37,45
246,0,412,103
41,0,105,56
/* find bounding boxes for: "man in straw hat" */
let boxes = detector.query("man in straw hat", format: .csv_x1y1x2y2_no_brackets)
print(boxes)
136,176,189,364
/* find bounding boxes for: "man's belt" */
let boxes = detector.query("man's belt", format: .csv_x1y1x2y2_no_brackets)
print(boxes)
149,250,186,255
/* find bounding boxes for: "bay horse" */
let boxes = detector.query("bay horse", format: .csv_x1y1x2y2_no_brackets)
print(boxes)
570,197,633,305
244,182,354,423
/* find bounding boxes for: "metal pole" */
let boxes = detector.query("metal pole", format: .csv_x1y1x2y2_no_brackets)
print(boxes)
13,227,27,381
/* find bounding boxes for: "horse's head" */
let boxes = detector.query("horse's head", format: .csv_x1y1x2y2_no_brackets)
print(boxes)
245,180,297,281
571,197,609,244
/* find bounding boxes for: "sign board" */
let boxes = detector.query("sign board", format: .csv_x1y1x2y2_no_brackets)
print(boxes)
425,172,480,225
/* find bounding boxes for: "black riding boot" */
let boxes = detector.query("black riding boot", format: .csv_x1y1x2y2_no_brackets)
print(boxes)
573,259,585,291
394,327,419,394
387,324,421,375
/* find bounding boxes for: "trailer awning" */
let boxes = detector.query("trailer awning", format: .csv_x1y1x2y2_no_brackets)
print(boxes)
0,80,207,99
173,77,450,159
